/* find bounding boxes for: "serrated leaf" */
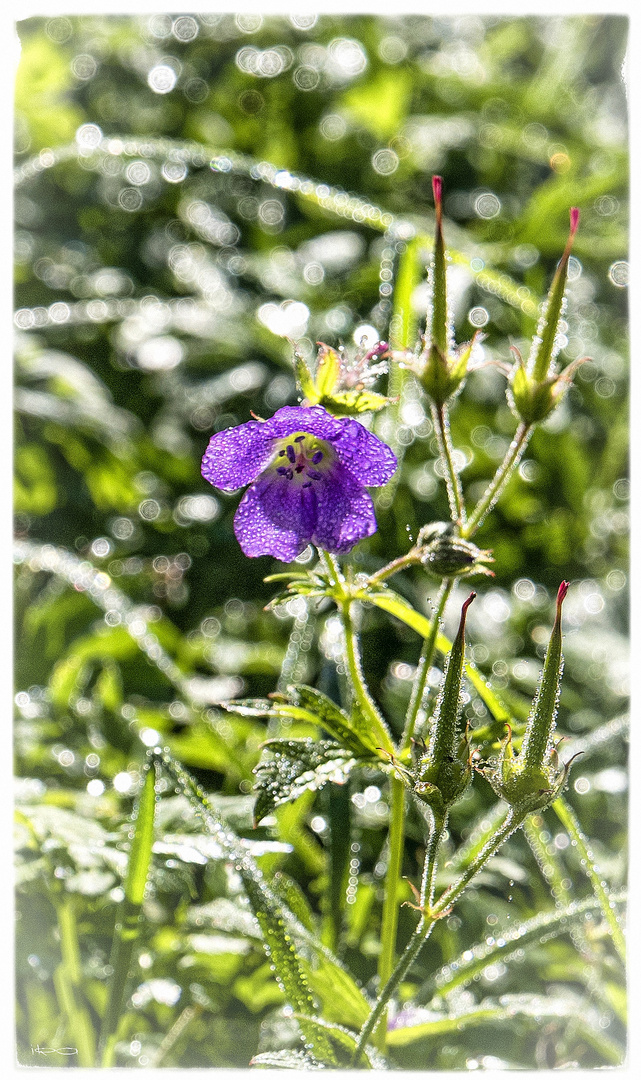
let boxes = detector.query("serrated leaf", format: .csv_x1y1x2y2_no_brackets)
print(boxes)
253,739,358,824
289,684,380,756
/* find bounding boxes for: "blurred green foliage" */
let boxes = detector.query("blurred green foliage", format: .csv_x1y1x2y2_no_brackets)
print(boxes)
14,12,627,1070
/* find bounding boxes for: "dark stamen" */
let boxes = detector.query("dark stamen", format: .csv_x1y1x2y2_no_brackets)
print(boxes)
307,469,323,480
276,466,289,475
285,468,293,480
286,445,296,463
295,464,304,473
302,481,312,488
294,435,305,442
278,450,286,457
312,451,323,464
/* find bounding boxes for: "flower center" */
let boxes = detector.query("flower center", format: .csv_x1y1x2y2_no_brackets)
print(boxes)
272,433,332,488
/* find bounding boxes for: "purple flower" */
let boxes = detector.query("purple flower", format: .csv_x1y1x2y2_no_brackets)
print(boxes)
201,405,397,561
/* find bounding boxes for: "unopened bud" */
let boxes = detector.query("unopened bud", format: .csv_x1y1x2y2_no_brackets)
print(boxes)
482,582,575,814
416,522,494,579
414,593,475,812
507,210,584,425
417,177,478,407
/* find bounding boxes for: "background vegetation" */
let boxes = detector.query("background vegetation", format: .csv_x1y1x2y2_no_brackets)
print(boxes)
14,12,628,1069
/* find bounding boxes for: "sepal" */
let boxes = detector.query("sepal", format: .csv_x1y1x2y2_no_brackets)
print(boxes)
478,583,577,814
412,594,475,812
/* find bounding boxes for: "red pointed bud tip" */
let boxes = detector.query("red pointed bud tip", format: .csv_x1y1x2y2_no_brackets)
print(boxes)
555,580,569,621
460,591,476,627
560,209,580,265
432,175,443,227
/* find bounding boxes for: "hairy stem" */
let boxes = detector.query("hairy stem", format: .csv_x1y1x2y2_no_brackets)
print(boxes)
352,806,524,1065
368,551,421,588
376,776,406,1049
319,549,396,758
432,402,466,526
420,810,448,910
462,421,532,538
376,582,452,1045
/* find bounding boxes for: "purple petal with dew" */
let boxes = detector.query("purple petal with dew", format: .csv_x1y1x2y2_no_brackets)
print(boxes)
332,419,397,486
262,404,343,441
201,421,273,492
312,463,378,553
234,475,316,561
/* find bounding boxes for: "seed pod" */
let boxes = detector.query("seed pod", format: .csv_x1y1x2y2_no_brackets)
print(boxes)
418,177,478,407
508,209,584,425
531,210,579,383
521,580,568,771
414,593,475,811
482,582,576,814
417,522,494,579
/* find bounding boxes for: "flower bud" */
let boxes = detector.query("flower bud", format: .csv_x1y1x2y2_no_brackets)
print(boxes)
416,522,494,579
508,209,584,425
413,593,475,812
418,177,479,407
483,582,576,814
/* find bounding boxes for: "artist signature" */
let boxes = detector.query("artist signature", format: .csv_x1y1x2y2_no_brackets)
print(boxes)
31,1045,78,1056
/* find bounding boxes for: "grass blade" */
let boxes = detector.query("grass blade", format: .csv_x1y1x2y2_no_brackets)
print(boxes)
552,796,626,962
99,760,157,1066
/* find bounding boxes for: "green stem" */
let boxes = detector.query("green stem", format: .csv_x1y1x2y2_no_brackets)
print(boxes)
376,776,406,1048
335,594,395,756
420,811,448,910
462,421,532,538
352,806,525,1065
432,403,466,526
552,797,626,962
376,580,451,1048
368,551,421,588
402,579,453,751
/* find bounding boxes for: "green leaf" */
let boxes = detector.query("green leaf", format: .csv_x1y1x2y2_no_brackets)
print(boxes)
124,765,156,906
159,753,338,1065
251,1048,325,1069
100,762,158,1065
552,797,626,962
253,739,358,824
291,1015,388,1069
293,351,317,399
419,891,626,1001
386,993,623,1062
301,955,371,1030
289,684,381,756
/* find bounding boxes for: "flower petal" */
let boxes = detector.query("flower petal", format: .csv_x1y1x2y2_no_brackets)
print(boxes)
332,419,397,486
312,464,378,553
262,404,343,441
234,476,315,561
202,421,273,491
